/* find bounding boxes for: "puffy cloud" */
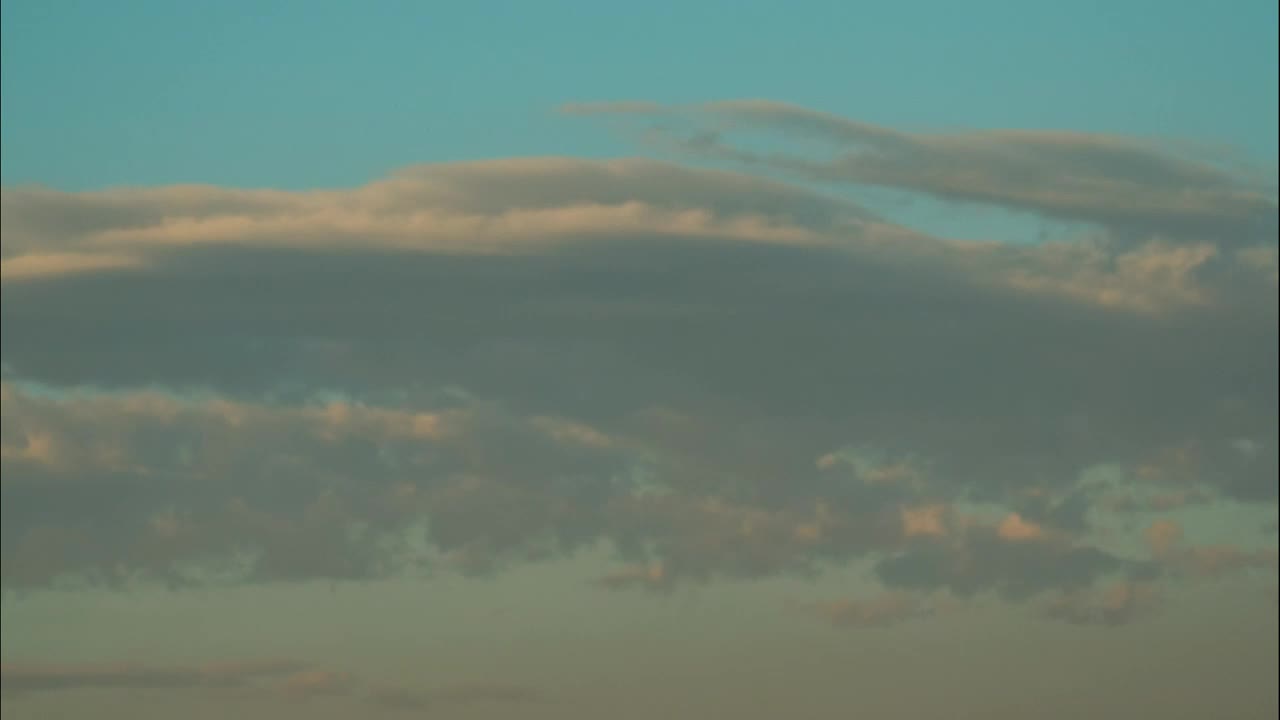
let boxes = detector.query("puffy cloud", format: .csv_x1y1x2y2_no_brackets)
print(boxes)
0,381,639,587
901,504,949,539
1143,519,1185,558
997,513,1046,542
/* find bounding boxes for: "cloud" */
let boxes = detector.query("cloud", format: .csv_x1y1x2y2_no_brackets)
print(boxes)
367,681,547,712
0,158,870,278
875,522,1143,599
593,561,670,591
1,658,306,696
0,381,638,587
276,669,357,698
1,145,1275,617
564,100,1279,243
997,513,1047,542
803,591,934,628
1042,580,1162,626
1140,518,1276,582
1143,519,1184,558
900,504,948,538
0,252,145,282
1,657,541,713
1168,545,1278,579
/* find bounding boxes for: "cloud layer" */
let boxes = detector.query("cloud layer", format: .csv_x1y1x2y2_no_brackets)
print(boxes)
2,107,1276,638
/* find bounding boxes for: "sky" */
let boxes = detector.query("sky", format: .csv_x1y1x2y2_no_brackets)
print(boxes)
1,1,1277,718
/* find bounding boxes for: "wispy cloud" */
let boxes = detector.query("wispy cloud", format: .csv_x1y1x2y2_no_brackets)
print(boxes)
1,658,306,696
367,681,547,712
1,657,544,713
564,100,1279,243
802,591,936,628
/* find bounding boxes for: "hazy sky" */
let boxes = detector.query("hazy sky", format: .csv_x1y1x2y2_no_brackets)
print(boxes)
1,2,1277,718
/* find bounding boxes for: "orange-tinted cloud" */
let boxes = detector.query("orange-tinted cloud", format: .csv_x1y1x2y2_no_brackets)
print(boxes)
1143,519,1184,558
901,504,948,539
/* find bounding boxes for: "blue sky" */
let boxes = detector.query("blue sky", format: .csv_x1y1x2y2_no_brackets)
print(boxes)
3,0,1276,190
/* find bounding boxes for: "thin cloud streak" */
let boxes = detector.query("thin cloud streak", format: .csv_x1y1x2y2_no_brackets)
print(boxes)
564,99,1279,243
